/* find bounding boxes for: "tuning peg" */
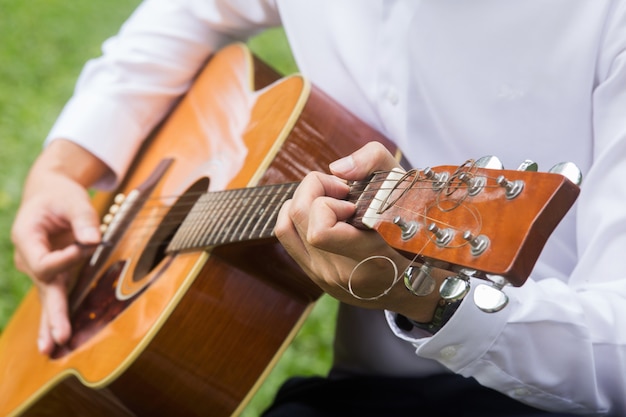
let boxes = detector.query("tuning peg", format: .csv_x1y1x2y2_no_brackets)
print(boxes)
440,269,472,302
496,175,524,199
474,155,504,169
473,275,510,313
458,172,486,196
403,263,436,296
549,162,583,186
462,231,490,256
428,222,454,247
393,216,418,240
422,167,449,190
517,159,538,171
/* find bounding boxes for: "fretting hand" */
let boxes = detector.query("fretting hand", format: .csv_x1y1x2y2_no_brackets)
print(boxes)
274,142,443,323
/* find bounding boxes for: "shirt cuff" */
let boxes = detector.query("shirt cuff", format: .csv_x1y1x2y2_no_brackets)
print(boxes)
45,93,149,190
385,277,514,372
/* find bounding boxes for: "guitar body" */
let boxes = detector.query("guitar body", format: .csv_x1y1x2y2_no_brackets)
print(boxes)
0,44,396,417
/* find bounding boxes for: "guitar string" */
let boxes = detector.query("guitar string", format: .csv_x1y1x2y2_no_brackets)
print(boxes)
339,162,488,300
89,205,480,259
101,167,502,220
100,176,498,227
90,193,492,252
88,172,501,251
343,248,426,301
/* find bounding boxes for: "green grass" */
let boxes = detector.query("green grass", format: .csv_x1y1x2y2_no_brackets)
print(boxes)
0,2,337,415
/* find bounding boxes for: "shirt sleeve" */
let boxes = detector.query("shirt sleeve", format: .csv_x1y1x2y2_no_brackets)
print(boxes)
45,0,280,189
386,8,626,414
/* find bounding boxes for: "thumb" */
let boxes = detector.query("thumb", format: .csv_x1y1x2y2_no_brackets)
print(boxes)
329,141,401,181
68,196,101,245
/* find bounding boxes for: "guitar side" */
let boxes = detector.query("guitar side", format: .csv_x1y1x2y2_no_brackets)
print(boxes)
0,44,397,417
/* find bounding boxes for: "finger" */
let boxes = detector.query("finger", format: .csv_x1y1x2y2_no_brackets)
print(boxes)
275,199,310,259
68,199,101,245
39,276,72,348
288,172,348,237
329,141,402,180
37,308,54,355
26,242,82,284
291,171,350,203
306,196,360,252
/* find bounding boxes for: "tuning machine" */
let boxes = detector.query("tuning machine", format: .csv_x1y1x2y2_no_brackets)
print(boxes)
473,275,510,313
549,161,583,186
475,155,504,169
440,270,510,313
516,158,583,186
455,156,503,196
404,263,436,296
422,167,449,191
439,269,472,302
517,159,538,171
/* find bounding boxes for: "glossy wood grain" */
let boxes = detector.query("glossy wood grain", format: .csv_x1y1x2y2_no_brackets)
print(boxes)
363,165,579,285
0,44,396,417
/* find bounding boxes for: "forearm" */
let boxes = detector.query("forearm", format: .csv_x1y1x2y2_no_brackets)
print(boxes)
24,139,110,197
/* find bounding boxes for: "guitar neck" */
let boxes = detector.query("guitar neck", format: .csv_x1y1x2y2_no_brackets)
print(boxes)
166,182,300,252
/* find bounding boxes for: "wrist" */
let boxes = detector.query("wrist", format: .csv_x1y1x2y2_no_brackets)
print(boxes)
397,265,471,334
397,297,464,334
31,139,110,188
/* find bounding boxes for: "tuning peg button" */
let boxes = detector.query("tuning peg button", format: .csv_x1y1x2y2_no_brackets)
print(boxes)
517,160,538,171
404,264,436,296
549,162,583,186
474,284,509,313
440,269,473,302
475,155,504,169
473,275,510,313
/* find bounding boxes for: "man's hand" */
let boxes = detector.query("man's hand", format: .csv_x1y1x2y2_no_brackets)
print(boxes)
11,140,109,354
275,142,442,322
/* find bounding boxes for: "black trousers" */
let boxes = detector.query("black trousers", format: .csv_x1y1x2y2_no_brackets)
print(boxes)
261,373,578,417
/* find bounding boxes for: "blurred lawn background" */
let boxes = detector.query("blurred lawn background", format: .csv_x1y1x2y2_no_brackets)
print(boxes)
0,1,338,415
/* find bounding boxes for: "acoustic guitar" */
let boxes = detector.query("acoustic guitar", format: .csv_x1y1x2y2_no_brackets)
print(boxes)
0,43,579,417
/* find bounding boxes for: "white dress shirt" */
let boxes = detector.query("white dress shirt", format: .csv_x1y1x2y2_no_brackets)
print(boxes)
46,0,626,414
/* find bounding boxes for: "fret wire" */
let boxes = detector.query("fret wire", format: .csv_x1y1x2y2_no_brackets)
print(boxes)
215,187,254,245
198,190,233,247
169,183,297,251
247,183,291,240
259,183,296,238
229,186,272,243
172,197,201,251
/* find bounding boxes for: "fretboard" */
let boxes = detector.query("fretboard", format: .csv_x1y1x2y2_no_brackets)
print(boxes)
164,172,390,254
166,182,299,253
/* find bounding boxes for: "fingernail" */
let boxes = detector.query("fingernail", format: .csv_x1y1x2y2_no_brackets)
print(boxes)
37,337,46,353
51,327,62,343
329,155,355,174
78,226,100,243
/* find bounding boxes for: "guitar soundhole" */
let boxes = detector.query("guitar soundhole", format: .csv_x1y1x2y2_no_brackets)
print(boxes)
51,178,210,359
132,177,210,283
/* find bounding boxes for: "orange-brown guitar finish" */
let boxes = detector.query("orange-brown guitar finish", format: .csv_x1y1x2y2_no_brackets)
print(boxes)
0,44,396,417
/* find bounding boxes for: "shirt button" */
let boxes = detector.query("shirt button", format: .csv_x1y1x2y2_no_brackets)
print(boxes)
440,345,458,359
511,387,531,397
385,87,399,105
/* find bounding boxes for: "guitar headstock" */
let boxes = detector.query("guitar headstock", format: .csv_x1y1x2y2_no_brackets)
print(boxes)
349,157,581,288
